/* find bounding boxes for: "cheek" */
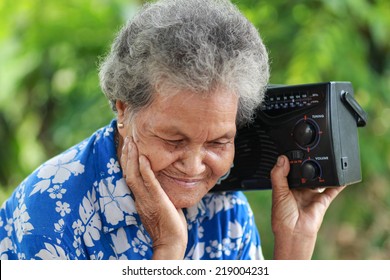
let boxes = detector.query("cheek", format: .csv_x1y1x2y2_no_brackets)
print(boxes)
206,147,235,178
136,141,177,172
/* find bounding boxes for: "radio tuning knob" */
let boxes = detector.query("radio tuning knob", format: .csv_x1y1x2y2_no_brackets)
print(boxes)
293,120,317,147
301,160,320,181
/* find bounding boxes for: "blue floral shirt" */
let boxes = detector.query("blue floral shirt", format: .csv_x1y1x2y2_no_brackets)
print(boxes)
0,120,263,260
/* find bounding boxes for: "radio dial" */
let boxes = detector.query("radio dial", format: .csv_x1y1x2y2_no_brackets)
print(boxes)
293,121,317,147
301,160,321,181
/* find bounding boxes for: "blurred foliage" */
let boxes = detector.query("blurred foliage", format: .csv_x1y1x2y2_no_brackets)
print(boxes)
0,0,389,259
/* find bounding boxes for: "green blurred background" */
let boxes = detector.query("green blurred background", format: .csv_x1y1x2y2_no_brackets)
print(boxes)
0,0,389,259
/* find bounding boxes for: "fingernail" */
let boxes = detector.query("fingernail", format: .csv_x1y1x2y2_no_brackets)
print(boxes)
277,156,285,167
122,137,129,151
139,155,147,167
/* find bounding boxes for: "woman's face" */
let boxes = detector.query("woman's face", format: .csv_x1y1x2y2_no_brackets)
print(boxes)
119,88,238,209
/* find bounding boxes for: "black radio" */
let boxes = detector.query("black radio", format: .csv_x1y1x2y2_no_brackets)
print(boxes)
213,81,367,191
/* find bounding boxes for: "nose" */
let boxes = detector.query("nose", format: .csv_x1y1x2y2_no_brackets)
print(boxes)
173,146,207,177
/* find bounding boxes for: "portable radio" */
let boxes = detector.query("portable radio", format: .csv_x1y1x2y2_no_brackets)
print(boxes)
213,81,367,191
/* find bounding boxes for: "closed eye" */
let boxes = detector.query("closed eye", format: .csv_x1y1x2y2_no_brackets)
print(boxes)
212,141,229,145
163,138,185,146
208,139,233,148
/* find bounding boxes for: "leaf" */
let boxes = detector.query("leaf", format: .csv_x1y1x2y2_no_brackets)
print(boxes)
30,179,51,196
35,243,68,260
110,228,130,254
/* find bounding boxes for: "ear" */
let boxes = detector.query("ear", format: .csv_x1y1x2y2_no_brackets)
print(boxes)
115,100,126,125
115,100,131,139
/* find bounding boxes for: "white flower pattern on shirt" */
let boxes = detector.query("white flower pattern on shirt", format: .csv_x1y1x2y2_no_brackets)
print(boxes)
12,204,33,242
31,149,85,196
48,185,67,199
35,243,69,260
107,158,120,175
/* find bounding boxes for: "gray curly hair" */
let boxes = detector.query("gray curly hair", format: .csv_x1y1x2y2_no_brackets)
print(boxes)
99,0,269,126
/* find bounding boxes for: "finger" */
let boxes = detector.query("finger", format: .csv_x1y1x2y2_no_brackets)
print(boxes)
122,137,144,196
119,136,129,177
322,185,346,204
303,186,346,212
308,187,326,194
138,154,164,195
271,155,291,199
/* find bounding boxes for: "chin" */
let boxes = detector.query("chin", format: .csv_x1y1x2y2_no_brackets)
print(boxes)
158,182,211,209
156,173,218,208
163,188,207,209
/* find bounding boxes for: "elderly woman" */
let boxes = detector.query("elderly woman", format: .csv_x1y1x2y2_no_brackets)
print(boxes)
0,0,343,260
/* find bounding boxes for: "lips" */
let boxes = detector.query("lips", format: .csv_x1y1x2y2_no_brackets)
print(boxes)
160,173,204,188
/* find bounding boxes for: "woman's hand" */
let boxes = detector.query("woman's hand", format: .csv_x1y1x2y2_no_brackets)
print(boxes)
120,137,188,260
271,155,345,259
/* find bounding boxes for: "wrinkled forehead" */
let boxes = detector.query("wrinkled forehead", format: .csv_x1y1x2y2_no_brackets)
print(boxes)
134,88,238,138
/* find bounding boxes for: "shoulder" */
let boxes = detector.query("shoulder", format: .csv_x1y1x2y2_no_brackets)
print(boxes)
6,120,117,205
0,121,119,259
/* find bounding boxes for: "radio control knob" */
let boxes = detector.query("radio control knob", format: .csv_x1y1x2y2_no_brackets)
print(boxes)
301,160,320,181
293,121,317,147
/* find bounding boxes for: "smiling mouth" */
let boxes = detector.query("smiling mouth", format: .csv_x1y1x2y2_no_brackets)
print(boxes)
160,173,204,187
